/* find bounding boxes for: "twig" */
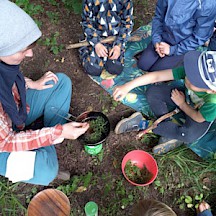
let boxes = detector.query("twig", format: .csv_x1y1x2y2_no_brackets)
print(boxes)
136,108,180,140
66,35,142,49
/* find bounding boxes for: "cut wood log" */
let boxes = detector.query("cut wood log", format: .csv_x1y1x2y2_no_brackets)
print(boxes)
27,189,70,216
66,35,142,49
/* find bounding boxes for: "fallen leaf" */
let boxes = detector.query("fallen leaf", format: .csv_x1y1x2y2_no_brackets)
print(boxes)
75,186,87,193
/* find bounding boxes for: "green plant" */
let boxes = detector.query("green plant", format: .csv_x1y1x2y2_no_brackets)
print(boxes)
57,172,94,196
141,133,159,146
0,178,26,215
46,11,59,24
124,160,153,184
153,180,165,195
25,187,38,204
155,147,216,210
177,193,204,210
83,116,108,143
41,32,64,55
47,0,59,6
62,0,82,14
14,0,44,17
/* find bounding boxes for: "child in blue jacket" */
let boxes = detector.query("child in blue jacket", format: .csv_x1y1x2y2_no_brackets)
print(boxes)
137,0,216,72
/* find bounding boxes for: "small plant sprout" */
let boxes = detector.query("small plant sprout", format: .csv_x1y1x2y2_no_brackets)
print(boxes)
41,32,64,55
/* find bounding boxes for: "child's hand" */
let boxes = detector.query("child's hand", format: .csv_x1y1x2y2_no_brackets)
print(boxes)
171,89,186,107
113,84,129,101
155,42,165,57
95,43,108,57
159,42,170,56
109,45,120,60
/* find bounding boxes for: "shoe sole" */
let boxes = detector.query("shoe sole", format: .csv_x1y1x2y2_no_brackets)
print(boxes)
152,141,183,155
115,112,142,134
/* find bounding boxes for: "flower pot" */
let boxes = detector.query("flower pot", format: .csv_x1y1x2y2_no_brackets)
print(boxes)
76,111,110,155
121,150,158,186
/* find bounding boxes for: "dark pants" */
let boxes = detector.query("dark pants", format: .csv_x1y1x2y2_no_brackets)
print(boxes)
137,42,184,72
79,44,124,76
146,84,213,143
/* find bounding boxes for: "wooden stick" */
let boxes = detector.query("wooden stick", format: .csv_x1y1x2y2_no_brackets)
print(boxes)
136,108,180,140
66,35,142,49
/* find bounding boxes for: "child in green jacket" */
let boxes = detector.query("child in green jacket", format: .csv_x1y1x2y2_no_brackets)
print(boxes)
113,51,216,155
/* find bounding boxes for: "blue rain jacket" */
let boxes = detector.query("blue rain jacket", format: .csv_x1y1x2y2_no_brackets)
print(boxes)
152,0,216,55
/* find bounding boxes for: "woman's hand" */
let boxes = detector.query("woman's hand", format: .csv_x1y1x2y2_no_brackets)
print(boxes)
95,43,108,57
113,84,130,101
109,45,120,60
25,71,58,90
61,122,89,140
171,89,186,107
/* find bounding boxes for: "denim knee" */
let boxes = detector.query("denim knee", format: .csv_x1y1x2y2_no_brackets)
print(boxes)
56,73,72,89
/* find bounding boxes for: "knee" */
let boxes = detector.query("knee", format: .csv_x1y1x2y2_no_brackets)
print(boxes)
181,131,199,143
56,73,72,88
105,59,123,75
84,62,103,76
55,73,72,95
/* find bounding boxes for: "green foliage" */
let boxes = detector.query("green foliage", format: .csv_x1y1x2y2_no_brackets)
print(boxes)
41,32,64,55
0,178,26,215
46,11,59,24
25,187,38,204
155,147,216,211
14,0,44,17
62,0,82,14
177,193,204,210
141,133,159,146
84,116,108,143
124,160,153,184
56,172,94,196
47,0,59,6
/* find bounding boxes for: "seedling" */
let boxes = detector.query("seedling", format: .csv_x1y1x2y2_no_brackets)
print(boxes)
41,32,64,55
46,11,59,24
124,160,153,184
83,116,108,143
62,0,82,14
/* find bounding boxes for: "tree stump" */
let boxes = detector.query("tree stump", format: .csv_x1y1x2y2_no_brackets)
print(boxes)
27,189,71,216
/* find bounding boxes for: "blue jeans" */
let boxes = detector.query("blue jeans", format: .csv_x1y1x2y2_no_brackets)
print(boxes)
0,73,72,185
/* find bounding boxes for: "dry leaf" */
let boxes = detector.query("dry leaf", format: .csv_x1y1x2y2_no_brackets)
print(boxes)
75,186,87,193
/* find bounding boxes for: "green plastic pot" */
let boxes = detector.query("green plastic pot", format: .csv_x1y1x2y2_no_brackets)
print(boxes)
76,111,110,155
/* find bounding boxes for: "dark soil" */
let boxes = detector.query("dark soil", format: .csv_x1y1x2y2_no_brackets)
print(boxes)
7,1,215,216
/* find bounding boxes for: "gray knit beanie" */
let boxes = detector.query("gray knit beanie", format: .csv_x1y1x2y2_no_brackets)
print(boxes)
0,0,42,56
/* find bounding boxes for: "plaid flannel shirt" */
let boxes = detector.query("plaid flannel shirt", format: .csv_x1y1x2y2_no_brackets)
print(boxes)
0,85,63,152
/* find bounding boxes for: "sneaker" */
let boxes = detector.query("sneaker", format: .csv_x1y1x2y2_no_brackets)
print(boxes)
115,112,143,134
56,170,70,181
152,137,184,155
